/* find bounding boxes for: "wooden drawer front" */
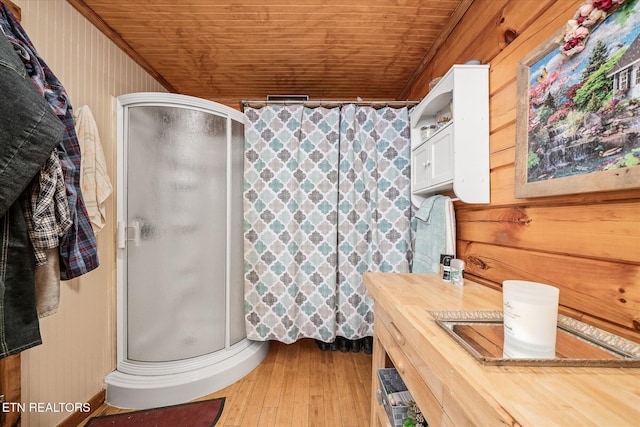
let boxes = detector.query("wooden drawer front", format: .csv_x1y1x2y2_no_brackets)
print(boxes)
375,304,444,402
377,306,513,426
442,385,476,426
448,370,518,426
375,306,443,426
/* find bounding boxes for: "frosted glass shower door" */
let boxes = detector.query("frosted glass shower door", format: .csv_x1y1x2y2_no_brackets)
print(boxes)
125,105,227,362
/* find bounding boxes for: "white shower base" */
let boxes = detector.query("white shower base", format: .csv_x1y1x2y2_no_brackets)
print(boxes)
105,339,269,409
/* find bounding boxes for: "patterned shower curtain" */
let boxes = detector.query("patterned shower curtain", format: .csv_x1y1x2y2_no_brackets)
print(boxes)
336,105,412,339
244,104,411,344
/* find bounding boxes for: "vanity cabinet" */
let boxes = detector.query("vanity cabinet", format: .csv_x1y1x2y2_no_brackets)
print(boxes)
410,65,489,204
364,272,640,427
412,123,453,190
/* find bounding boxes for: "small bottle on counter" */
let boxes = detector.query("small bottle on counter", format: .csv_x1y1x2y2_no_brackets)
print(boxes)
450,259,465,285
440,254,454,282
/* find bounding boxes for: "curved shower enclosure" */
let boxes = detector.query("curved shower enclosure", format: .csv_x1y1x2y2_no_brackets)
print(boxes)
106,93,268,409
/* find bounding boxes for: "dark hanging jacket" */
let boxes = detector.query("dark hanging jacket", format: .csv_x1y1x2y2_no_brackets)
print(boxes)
0,27,63,357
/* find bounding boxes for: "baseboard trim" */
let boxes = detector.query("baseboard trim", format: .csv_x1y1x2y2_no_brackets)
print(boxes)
57,389,105,427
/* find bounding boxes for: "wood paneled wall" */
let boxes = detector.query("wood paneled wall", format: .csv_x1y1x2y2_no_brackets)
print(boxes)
406,0,640,341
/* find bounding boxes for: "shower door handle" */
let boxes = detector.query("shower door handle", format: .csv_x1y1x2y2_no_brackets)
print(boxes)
128,220,142,247
117,220,142,248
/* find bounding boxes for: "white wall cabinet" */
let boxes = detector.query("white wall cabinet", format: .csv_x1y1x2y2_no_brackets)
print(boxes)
410,64,490,204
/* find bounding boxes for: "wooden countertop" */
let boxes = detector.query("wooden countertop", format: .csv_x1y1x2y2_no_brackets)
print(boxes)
364,272,640,426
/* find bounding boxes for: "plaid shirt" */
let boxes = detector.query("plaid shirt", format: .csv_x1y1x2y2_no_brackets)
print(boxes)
2,6,99,279
23,151,72,265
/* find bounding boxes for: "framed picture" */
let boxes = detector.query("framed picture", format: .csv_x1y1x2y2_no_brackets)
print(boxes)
515,0,640,198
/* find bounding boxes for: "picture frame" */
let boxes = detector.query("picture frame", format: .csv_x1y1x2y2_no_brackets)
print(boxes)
515,1,640,198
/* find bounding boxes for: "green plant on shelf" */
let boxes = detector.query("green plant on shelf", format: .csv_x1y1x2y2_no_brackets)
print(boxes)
403,401,427,427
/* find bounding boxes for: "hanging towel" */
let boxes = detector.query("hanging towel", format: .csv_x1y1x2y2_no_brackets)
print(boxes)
74,105,113,233
444,197,456,256
35,248,61,318
412,195,456,273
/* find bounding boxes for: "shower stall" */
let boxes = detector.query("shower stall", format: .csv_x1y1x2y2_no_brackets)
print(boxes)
106,93,268,409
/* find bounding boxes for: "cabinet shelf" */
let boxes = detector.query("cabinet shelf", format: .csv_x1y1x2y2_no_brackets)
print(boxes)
410,64,490,204
420,120,453,145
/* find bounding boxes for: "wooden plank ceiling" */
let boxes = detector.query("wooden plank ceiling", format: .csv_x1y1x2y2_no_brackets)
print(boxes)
68,0,472,106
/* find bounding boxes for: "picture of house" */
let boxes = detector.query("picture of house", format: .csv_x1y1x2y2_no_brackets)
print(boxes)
526,0,640,182
609,33,640,99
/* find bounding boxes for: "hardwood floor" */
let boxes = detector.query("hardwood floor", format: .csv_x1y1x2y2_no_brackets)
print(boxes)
78,339,372,427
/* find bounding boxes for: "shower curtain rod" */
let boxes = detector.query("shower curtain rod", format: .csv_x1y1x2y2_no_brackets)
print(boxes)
241,99,419,109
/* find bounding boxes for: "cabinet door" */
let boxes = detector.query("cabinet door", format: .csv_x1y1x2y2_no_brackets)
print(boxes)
412,142,430,192
429,127,453,186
